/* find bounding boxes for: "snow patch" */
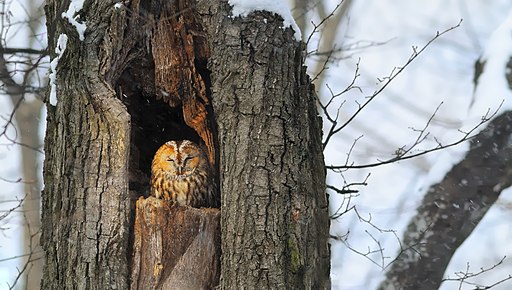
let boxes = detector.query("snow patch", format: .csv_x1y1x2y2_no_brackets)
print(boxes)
228,0,301,40
62,0,86,41
467,9,512,123
114,3,123,9
48,34,68,106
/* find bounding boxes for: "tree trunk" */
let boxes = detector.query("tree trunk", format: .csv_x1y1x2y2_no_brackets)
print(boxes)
14,98,44,290
197,2,331,289
19,2,46,287
41,1,132,289
42,0,329,289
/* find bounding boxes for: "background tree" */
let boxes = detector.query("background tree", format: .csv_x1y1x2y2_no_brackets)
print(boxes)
376,15,512,288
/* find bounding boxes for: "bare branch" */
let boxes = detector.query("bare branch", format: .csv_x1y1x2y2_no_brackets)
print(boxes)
0,197,24,222
326,100,500,170
322,20,462,151
331,206,430,270
319,60,362,148
2,47,47,55
442,257,512,290
305,3,344,49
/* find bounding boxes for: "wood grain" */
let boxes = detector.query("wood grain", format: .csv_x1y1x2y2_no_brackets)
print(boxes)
131,197,220,290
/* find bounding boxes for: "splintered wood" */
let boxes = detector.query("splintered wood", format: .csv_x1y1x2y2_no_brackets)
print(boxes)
151,0,216,170
130,2,220,289
131,197,220,290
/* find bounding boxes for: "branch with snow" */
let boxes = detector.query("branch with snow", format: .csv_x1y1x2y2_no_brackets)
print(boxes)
378,11,512,287
378,110,512,290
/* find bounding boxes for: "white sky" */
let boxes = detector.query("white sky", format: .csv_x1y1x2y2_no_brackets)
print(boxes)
1,0,512,289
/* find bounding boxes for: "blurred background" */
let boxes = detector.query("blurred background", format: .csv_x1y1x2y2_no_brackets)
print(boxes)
1,0,511,289
295,1,512,289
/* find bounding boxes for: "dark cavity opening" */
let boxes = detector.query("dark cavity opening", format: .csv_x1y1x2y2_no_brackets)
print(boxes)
116,51,200,197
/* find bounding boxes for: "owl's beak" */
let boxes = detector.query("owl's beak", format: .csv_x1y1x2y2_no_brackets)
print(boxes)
177,166,183,175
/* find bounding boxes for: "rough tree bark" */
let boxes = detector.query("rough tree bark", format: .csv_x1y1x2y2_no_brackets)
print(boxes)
42,0,329,289
198,2,330,289
41,1,132,289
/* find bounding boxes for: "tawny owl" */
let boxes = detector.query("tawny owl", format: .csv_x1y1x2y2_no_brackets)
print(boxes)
150,140,217,208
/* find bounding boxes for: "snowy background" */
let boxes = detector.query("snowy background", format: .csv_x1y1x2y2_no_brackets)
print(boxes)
1,0,512,289
313,1,512,289
0,0,46,287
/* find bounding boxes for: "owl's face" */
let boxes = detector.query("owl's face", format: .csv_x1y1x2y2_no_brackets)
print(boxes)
150,139,216,207
152,140,205,180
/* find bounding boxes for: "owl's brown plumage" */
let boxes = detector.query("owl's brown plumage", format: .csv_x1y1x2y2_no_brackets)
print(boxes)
150,140,216,208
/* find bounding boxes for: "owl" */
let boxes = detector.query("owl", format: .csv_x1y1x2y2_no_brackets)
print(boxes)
150,140,217,208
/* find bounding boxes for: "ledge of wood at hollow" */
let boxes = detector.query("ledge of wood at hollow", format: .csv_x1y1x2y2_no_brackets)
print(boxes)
131,197,221,290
